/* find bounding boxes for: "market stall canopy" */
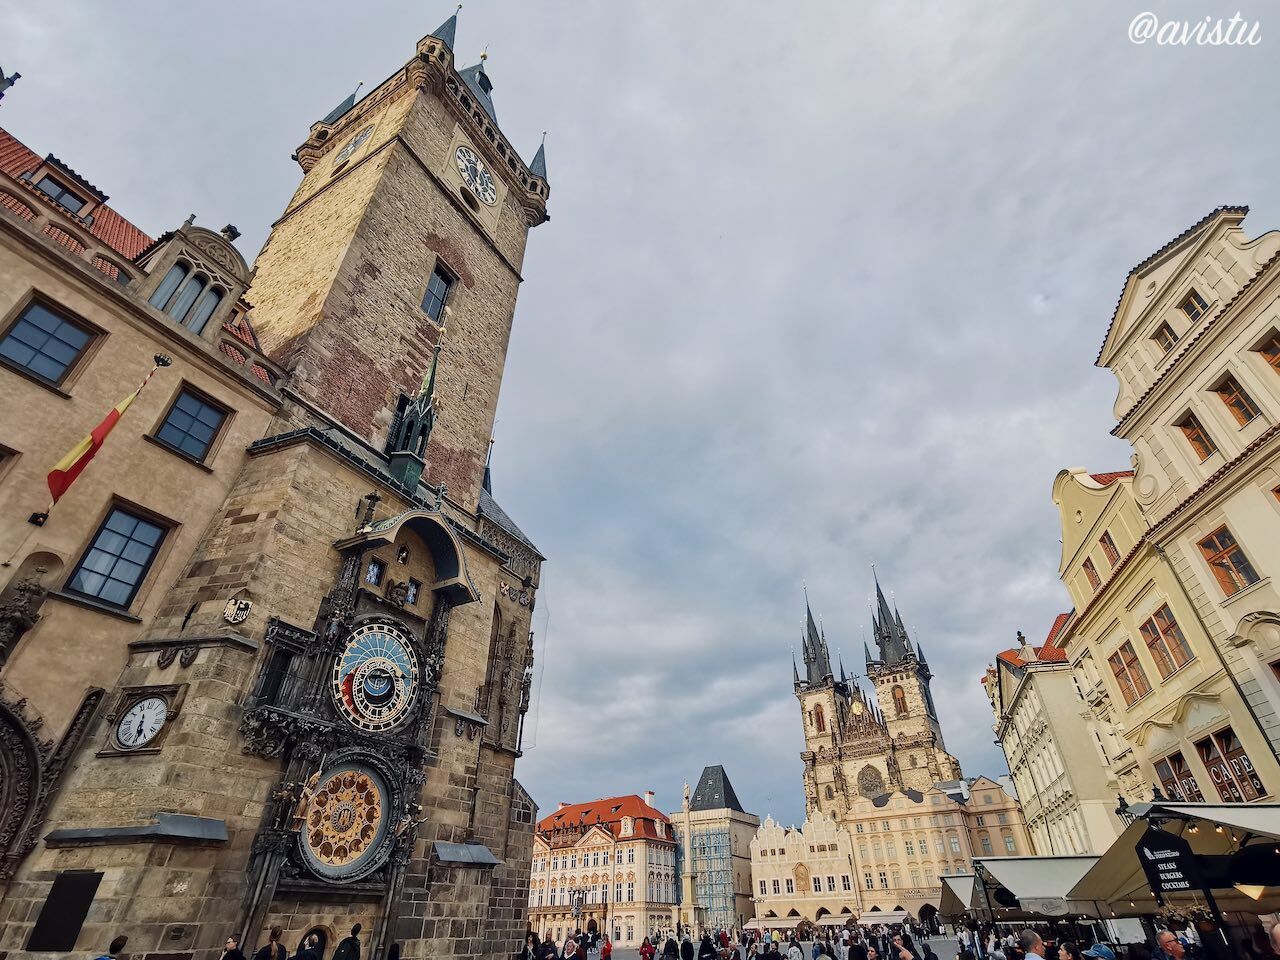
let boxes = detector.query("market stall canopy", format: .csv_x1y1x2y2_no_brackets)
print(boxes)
744,920,762,930
939,874,980,919
976,855,1103,918
1067,816,1280,915
856,910,909,924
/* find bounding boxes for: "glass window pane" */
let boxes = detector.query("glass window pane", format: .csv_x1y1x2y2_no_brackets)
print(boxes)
167,275,206,322
149,263,188,310
185,288,223,334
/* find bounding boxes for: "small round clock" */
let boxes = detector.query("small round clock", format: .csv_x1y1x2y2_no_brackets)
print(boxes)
332,623,420,732
334,125,373,167
454,145,497,205
116,696,168,749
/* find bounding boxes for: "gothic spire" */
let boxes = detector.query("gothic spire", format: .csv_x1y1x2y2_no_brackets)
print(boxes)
530,134,548,179
792,654,801,686
804,593,833,684
864,640,874,668
458,54,497,121
430,5,460,50
872,574,911,666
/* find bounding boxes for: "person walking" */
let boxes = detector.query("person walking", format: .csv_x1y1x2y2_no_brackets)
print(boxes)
641,937,656,960
295,935,321,960
95,936,129,960
332,925,361,960
682,936,696,960
254,928,288,960
220,937,247,960
787,940,804,960
699,935,718,960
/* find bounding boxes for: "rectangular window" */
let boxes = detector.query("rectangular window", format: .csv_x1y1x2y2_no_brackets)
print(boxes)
1100,531,1121,566
154,388,227,462
421,263,454,322
1139,603,1194,679
997,813,1008,825
1259,332,1280,374
949,836,961,854
904,839,914,856
980,837,993,855
771,879,779,895
365,557,386,586
1199,526,1260,597
841,874,851,891
1004,836,1016,853
878,871,888,889
1083,557,1101,591
627,882,635,901
1153,321,1179,354
784,877,793,894
975,815,986,827
1180,289,1209,320
1107,641,1151,706
855,823,864,833
0,301,93,386
1196,727,1266,801
864,872,873,891
404,578,421,605
66,507,166,608
1155,751,1205,802
1177,413,1218,461
812,877,821,893
1214,375,1261,426
759,880,766,896
34,175,87,214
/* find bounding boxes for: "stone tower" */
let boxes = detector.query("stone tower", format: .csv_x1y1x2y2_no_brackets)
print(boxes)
864,577,963,791
794,598,897,819
0,12,548,960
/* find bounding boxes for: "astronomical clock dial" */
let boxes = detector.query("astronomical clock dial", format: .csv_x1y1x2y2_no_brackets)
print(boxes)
454,144,498,205
300,763,391,880
334,125,373,166
332,623,420,732
115,696,168,749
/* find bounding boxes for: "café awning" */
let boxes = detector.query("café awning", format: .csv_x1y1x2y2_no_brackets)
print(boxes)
939,874,980,919
1067,815,1280,915
1130,801,1280,841
856,910,909,924
976,854,1103,918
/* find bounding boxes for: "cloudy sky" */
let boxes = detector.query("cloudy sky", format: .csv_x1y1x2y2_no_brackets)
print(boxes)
4,1,1276,827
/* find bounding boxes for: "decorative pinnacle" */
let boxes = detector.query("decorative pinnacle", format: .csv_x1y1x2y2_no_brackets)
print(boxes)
480,44,489,61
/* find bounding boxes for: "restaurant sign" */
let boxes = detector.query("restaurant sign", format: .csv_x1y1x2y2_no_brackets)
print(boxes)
1135,826,1203,905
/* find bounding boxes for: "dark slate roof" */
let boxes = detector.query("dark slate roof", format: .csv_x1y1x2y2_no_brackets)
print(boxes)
458,62,497,122
430,12,458,49
322,87,360,125
478,485,542,557
690,765,746,813
530,141,547,179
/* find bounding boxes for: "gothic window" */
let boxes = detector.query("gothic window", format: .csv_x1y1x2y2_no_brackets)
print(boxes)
892,686,908,716
149,260,224,333
814,704,826,732
825,785,834,801
67,507,166,608
0,300,93,386
153,387,228,463
421,262,454,322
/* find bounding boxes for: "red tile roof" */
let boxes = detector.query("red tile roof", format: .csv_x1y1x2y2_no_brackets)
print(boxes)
1088,471,1134,486
538,795,673,842
1043,612,1073,649
994,614,1072,670
0,126,152,259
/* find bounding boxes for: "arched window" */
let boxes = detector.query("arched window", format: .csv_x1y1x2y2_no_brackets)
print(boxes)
892,685,908,717
149,259,225,333
814,704,826,733
825,785,834,800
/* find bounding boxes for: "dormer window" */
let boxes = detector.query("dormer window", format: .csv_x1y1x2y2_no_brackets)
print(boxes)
1153,322,1179,354
1180,289,1209,321
620,817,634,837
149,260,225,334
34,175,87,215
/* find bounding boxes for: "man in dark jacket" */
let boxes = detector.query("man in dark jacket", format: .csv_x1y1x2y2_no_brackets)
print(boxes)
681,936,696,960
332,925,361,960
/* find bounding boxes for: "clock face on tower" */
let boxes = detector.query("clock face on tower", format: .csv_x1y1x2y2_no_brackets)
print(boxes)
454,145,498,205
301,763,391,880
115,696,168,749
334,125,373,167
332,623,420,732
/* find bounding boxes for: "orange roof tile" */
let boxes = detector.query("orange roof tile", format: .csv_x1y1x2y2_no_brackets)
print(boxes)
537,795,673,842
1089,471,1134,486
0,126,152,259
1043,612,1072,649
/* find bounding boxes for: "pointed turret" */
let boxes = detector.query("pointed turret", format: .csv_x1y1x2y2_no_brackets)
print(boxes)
804,595,833,684
530,136,548,179
322,82,363,125
864,640,875,668
429,7,459,50
792,655,801,686
386,335,444,491
872,575,911,666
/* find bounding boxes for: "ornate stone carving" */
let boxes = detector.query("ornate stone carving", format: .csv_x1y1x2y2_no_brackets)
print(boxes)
179,645,199,668
157,646,178,668
0,568,48,666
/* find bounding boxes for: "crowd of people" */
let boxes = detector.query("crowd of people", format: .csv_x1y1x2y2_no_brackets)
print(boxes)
952,921,1280,960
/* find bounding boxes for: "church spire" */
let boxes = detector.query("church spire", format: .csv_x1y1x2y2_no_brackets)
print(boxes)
804,593,833,684
322,81,363,125
792,654,801,686
430,4,461,50
530,133,548,179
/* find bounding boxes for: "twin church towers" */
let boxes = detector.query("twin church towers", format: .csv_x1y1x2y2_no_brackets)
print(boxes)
793,579,962,818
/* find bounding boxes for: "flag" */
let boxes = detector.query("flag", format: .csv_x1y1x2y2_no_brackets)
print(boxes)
45,355,169,505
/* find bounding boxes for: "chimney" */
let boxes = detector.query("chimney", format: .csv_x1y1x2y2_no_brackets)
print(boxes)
643,790,655,808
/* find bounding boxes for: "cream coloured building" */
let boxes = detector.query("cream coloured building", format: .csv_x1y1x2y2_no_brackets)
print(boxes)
983,614,1126,856
750,810,860,930
1098,206,1280,798
529,793,677,947
846,777,1030,926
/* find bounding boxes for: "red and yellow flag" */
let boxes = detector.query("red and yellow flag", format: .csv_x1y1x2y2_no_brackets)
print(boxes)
45,355,169,506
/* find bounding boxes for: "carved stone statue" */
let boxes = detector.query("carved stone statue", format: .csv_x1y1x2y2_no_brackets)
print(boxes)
289,772,321,832
0,568,48,665
384,580,409,607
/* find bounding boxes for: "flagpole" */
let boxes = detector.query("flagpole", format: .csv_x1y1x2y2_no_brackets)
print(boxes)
2,353,171,567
